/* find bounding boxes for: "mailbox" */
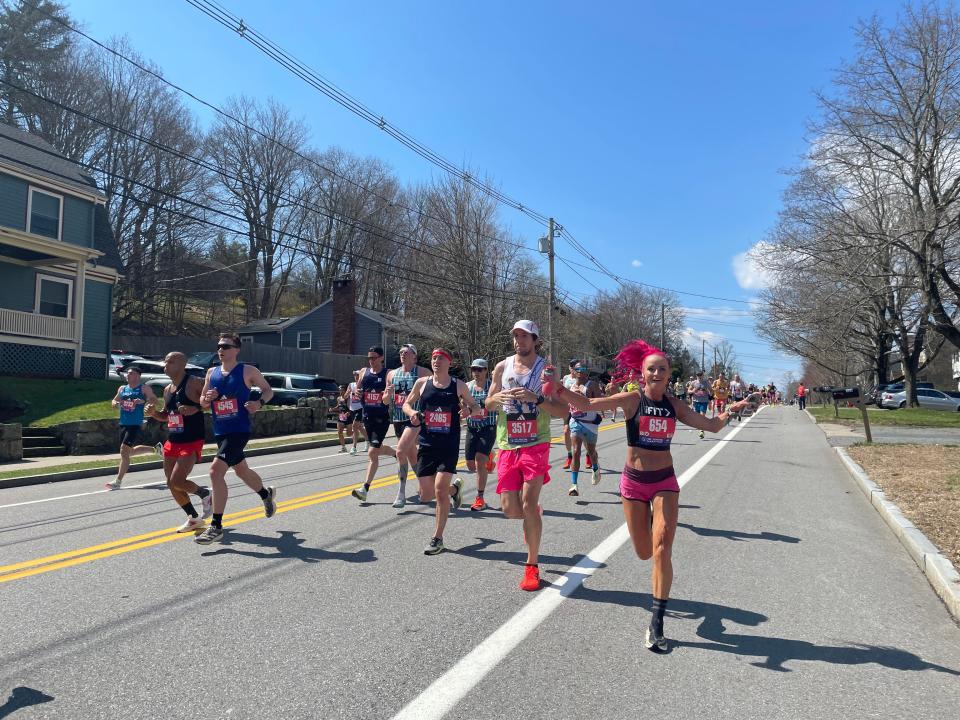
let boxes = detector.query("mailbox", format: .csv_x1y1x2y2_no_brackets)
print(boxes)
831,387,860,400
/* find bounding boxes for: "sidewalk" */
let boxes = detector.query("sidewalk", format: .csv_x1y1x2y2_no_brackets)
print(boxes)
810,415,960,447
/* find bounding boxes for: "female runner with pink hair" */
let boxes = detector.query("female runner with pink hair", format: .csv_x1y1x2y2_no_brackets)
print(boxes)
556,339,752,652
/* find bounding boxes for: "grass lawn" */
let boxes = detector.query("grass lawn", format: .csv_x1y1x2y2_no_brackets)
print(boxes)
0,377,120,426
0,431,338,481
807,404,960,428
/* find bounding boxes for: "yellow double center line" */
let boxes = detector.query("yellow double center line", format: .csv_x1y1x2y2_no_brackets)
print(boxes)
0,421,625,585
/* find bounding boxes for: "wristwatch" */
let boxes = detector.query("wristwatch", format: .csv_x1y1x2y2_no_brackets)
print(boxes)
535,393,545,406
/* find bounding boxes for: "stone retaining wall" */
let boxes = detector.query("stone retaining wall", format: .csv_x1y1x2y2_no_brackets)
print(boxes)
49,400,329,455
0,423,22,461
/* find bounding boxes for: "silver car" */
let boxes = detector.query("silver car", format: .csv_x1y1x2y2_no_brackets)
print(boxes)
880,388,960,411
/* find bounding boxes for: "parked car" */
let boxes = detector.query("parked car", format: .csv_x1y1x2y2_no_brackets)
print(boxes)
120,359,205,396
880,387,960,410
108,352,144,382
261,372,340,409
186,351,220,370
869,381,934,406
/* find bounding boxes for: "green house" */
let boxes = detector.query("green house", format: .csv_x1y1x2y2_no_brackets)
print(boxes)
0,124,121,379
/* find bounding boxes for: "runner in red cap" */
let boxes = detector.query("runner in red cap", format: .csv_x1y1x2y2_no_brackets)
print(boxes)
403,348,483,554
486,320,575,591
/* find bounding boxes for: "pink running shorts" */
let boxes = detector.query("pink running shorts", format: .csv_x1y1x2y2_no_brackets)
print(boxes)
619,465,680,503
495,443,552,494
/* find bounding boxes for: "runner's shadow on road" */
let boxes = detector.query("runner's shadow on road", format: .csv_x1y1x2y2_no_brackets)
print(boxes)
455,537,599,569
199,530,377,564
0,687,54,718
676,522,801,544
542,509,602,521
571,588,958,674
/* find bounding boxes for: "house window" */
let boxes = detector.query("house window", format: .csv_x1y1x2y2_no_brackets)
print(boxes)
297,331,312,350
35,274,73,318
27,188,63,240
240,336,254,346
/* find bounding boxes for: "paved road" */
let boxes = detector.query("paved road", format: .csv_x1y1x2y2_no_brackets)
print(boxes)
2,407,958,719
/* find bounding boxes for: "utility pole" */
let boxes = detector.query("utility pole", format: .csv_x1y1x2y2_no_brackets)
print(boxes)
539,218,556,364
701,339,705,371
660,303,665,352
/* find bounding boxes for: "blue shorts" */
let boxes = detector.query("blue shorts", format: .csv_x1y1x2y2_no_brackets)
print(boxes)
693,401,709,414
569,418,599,443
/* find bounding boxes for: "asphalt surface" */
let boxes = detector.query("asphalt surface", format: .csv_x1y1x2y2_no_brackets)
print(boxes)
2,407,959,719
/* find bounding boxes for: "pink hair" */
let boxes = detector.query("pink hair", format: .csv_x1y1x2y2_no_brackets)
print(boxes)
611,339,669,386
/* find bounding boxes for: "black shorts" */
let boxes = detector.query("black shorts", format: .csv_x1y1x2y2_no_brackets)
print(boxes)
465,425,496,461
215,432,250,467
393,420,413,438
337,409,361,426
416,445,459,477
363,415,391,448
564,412,571,425
119,425,141,448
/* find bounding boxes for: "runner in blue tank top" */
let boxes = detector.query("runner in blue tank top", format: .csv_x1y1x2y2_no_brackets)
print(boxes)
384,343,430,509
106,366,158,489
195,332,277,545
465,358,498,512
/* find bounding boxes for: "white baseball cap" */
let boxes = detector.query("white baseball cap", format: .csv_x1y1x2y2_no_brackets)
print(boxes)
511,319,540,338
399,343,417,356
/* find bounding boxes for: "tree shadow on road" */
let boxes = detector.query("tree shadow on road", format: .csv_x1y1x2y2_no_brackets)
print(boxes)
199,530,376,564
0,687,54,718
676,522,801,543
570,586,959,674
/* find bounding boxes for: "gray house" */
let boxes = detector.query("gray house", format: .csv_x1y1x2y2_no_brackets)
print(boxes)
237,277,440,356
0,124,121,378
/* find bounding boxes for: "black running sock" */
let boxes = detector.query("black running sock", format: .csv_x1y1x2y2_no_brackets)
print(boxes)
196,486,210,499
181,502,198,518
363,482,371,491
212,513,224,528
650,597,668,636
476,490,484,497
256,487,269,500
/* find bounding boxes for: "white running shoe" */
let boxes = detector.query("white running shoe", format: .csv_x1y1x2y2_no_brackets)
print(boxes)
154,442,163,457
350,446,357,456
176,516,206,533
592,466,601,485
105,479,121,490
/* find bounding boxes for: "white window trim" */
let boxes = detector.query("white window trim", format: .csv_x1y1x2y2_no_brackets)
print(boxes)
35,273,73,318
27,187,64,241
297,330,312,350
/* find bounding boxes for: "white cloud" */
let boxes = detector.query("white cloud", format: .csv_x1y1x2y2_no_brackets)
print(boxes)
631,259,643,268
681,306,753,319
732,242,773,290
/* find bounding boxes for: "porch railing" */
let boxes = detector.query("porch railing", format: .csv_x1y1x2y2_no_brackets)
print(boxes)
0,307,76,341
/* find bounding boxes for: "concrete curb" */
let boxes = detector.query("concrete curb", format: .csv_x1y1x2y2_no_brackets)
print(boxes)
835,446,960,622
0,436,342,490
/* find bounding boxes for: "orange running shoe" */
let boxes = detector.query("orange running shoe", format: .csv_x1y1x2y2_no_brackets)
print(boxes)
470,495,487,512
585,454,592,469
520,564,541,591
563,456,572,470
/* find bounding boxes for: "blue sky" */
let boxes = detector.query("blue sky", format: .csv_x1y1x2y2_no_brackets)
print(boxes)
66,0,905,384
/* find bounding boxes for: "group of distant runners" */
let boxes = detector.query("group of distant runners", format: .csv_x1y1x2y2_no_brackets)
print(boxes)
108,320,762,652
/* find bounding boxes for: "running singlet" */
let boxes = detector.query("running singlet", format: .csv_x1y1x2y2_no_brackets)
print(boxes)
626,392,676,452
692,380,710,402
209,364,251,435
418,377,461,449
347,382,363,411
166,375,205,442
360,367,388,419
730,381,743,400
467,379,497,428
118,384,145,426
568,381,600,423
390,368,419,422
713,379,730,400
496,355,550,450
337,397,351,424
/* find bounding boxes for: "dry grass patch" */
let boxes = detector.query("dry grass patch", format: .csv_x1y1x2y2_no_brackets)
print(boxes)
848,444,960,568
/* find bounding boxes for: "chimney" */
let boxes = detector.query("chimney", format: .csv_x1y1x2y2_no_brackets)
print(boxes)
332,276,356,354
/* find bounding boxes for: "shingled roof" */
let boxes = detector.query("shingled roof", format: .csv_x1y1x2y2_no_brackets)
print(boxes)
0,123,104,199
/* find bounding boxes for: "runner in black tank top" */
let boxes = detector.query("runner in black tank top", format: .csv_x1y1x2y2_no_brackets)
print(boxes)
351,346,399,504
404,349,482,555
142,351,213,534
556,339,753,654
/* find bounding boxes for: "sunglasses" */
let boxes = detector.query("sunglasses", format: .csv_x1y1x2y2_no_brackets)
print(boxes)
217,344,238,350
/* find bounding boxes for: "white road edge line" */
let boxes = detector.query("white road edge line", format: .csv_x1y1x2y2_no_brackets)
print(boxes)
391,406,765,720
